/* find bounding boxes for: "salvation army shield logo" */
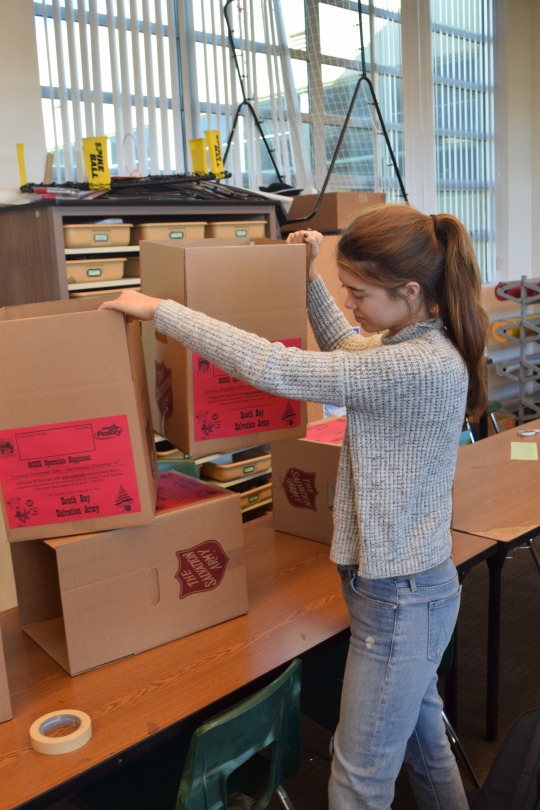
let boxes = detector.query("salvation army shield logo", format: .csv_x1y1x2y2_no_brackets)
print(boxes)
282,467,318,510
155,360,173,420
175,540,229,599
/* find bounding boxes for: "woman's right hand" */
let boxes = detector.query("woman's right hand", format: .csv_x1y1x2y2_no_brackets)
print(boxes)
286,229,323,282
99,289,164,321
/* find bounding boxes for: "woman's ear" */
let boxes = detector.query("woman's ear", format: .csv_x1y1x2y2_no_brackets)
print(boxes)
401,281,422,301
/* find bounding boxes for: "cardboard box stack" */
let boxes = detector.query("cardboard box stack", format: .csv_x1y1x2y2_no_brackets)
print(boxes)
139,238,309,457
271,416,346,544
2,237,314,677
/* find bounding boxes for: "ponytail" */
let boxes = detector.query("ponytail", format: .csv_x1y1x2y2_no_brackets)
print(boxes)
336,204,490,415
432,214,490,415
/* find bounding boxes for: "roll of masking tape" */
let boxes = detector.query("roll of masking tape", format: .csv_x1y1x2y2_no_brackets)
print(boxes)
30,710,92,755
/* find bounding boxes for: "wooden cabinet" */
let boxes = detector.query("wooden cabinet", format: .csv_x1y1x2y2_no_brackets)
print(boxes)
0,200,280,306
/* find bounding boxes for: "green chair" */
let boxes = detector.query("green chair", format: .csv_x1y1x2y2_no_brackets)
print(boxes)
486,400,502,434
74,658,301,810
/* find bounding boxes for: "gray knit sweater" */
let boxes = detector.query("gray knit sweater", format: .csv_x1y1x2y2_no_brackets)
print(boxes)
155,276,468,579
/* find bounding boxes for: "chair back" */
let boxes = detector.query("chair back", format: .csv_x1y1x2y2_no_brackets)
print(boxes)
176,658,302,810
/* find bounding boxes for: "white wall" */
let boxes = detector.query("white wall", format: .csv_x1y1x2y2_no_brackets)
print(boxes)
0,0,46,198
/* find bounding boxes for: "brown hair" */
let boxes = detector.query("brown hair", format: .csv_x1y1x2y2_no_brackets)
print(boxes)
336,204,489,415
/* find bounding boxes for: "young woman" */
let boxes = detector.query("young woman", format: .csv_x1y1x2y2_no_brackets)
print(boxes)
100,204,489,809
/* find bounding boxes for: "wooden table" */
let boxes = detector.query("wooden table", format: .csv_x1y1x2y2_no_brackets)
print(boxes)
452,419,540,740
0,515,497,810
0,515,348,810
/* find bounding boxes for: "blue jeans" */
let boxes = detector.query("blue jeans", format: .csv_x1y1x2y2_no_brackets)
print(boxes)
329,559,468,810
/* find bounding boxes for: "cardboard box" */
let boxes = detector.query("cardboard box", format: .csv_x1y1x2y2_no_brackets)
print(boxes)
0,298,158,542
488,411,517,436
280,191,386,233
0,624,12,723
271,416,346,544
10,471,247,675
140,239,308,457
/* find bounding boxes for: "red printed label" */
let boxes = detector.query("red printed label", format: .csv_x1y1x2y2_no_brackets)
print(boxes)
192,339,302,441
0,416,140,529
175,540,229,598
282,467,319,511
156,471,227,511
306,416,347,445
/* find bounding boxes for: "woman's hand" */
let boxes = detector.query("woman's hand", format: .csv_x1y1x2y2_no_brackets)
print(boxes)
99,289,164,321
286,229,323,282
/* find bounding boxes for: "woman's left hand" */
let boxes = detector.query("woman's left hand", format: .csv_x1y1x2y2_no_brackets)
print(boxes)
99,289,164,321
286,229,324,282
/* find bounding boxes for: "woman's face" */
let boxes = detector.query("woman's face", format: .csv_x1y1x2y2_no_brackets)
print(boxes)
338,265,423,336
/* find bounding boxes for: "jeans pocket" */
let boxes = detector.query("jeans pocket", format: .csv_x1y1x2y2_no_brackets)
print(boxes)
427,587,461,663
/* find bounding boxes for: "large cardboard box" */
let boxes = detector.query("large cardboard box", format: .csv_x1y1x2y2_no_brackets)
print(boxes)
271,417,346,544
280,191,386,233
10,471,247,675
140,239,308,457
0,625,12,723
0,298,158,542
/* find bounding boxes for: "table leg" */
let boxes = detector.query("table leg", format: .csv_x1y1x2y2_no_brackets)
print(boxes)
478,412,488,440
485,547,506,741
443,568,470,729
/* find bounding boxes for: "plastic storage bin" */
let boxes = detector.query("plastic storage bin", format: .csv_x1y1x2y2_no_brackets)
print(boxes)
205,220,267,239
201,447,271,482
63,223,132,248
66,257,126,283
130,221,207,244
230,478,272,509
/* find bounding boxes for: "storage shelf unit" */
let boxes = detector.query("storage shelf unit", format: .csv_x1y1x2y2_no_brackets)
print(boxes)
494,276,540,423
0,199,280,306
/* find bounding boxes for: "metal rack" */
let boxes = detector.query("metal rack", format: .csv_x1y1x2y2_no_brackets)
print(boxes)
493,276,540,423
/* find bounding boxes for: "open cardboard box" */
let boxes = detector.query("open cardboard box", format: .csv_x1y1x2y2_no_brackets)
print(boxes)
139,238,308,457
0,297,158,542
280,191,386,233
271,416,347,544
10,471,247,675
0,624,11,722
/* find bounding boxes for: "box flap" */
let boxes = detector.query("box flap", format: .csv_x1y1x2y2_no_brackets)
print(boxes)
0,311,132,395
0,296,107,321
23,616,71,672
0,626,12,723
184,244,307,316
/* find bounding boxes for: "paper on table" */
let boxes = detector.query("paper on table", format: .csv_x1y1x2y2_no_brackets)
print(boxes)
511,442,539,461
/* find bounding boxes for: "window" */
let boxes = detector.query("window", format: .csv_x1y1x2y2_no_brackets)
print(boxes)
34,0,184,180
431,0,495,280
34,0,495,278
279,0,405,200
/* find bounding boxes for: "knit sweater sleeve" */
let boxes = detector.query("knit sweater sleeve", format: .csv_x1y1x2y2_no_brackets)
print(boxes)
307,276,381,352
154,282,381,408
